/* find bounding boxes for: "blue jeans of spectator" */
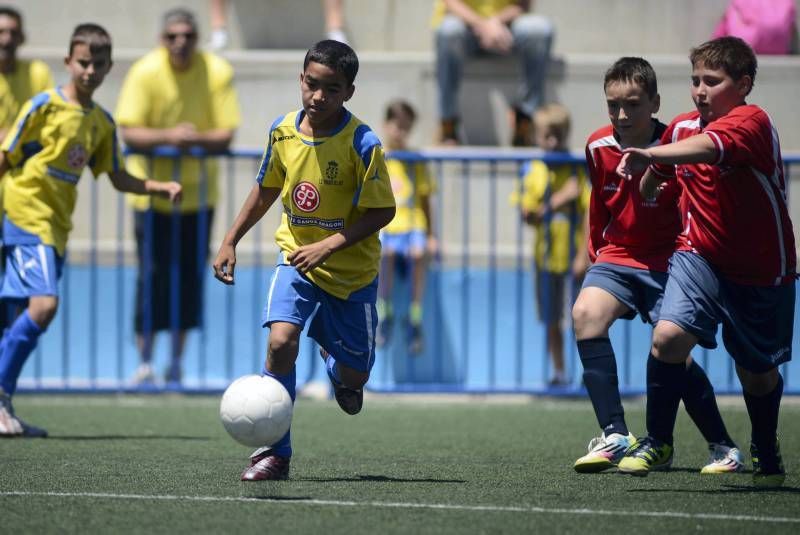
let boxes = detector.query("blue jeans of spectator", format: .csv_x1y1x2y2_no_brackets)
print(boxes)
435,14,554,120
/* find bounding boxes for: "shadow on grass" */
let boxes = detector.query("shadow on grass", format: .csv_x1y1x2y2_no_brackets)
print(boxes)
45,435,212,441
628,485,800,494
296,474,467,484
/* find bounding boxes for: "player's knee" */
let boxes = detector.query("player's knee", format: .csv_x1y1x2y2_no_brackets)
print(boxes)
267,329,299,362
28,296,59,328
650,323,690,363
736,365,780,396
571,300,601,337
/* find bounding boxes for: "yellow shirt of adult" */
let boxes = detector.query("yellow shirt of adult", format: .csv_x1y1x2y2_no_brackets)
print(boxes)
383,158,434,235
115,47,241,213
0,88,123,256
0,59,54,132
514,160,590,274
431,0,522,27
258,109,396,300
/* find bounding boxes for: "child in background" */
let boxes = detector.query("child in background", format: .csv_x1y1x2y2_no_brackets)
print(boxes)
376,100,437,355
0,23,181,436
514,103,589,386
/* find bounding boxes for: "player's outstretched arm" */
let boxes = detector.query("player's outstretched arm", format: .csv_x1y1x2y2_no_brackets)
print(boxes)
108,169,182,203
287,206,396,273
213,184,281,285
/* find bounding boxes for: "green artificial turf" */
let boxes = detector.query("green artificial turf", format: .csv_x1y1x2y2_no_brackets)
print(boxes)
1,395,798,534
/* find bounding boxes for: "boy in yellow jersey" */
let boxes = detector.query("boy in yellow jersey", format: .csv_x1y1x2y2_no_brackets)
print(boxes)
0,6,54,332
0,24,181,436
213,40,395,481
376,100,437,355
116,7,240,386
513,104,589,385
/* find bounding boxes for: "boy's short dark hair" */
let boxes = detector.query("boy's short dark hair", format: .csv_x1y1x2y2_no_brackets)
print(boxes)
69,23,112,56
304,39,359,86
0,6,22,25
690,36,757,90
604,57,658,99
385,99,416,123
162,7,198,32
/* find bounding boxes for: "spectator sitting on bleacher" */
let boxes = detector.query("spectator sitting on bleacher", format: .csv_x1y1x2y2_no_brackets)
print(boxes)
115,7,241,387
432,0,554,146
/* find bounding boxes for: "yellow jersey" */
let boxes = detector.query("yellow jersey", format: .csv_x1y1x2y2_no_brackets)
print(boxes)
513,160,590,273
257,109,396,299
115,47,241,213
0,88,123,256
383,158,434,235
431,0,522,27
1,59,54,132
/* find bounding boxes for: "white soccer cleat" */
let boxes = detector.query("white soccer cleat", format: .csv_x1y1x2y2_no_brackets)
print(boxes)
132,363,156,385
701,443,744,474
573,432,635,473
0,390,47,437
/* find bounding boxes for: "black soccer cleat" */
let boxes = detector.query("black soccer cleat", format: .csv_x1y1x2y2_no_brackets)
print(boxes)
320,348,363,415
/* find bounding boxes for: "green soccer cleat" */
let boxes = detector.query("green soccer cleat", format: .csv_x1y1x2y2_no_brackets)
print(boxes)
751,442,786,488
617,436,673,476
573,432,635,473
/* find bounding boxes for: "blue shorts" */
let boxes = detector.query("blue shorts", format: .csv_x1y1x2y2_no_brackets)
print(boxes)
380,230,426,257
660,251,795,373
581,262,667,325
0,244,64,300
262,263,378,373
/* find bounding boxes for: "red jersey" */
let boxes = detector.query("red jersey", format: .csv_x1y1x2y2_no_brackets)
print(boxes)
652,105,796,286
585,122,682,272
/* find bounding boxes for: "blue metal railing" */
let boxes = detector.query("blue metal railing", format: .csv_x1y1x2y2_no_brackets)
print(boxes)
14,147,800,395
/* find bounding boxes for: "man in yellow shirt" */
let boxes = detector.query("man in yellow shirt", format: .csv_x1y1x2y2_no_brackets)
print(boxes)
432,0,554,145
115,7,241,386
0,6,53,142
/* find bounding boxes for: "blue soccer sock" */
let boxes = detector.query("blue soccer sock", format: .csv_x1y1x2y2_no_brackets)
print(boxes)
682,359,736,447
743,373,783,453
261,366,296,458
577,337,628,437
646,354,685,446
325,354,343,386
0,311,44,396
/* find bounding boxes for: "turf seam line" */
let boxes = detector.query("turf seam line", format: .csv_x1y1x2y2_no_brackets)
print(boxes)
1,491,798,523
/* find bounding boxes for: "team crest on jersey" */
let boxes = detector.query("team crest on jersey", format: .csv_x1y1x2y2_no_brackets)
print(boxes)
323,160,343,185
293,182,321,212
67,143,89,169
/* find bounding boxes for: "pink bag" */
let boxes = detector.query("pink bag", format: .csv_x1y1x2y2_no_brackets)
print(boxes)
712,0,796,54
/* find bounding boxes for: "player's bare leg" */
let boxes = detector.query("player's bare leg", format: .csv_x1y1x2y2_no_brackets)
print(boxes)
376,251,396,347
408,247,427,354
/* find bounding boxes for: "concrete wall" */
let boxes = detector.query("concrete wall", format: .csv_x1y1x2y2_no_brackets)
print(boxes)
9,0,798,54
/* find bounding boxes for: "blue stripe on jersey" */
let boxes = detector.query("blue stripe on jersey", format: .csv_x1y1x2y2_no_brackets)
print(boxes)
47,166,80,184
352,124,381,170
99,107,120,172
256,114,286,185
6,91,51,153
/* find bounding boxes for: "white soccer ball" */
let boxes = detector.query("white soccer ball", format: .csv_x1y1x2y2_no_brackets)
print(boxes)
219,374,293,447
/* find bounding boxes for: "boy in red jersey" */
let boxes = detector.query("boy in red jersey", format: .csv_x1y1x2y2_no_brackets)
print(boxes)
617,37,796,487
572,57,740,475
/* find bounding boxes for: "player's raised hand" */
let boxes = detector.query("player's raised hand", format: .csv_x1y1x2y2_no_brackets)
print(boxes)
616,148,652,180
287,241,333,273
213,243,237,285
